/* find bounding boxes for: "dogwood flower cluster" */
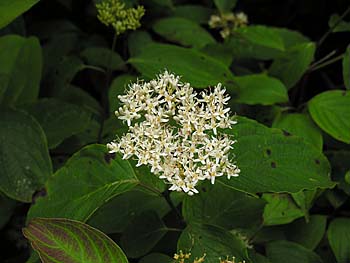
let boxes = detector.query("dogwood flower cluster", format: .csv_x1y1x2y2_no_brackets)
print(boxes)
107,71,240,195
209,12,248,38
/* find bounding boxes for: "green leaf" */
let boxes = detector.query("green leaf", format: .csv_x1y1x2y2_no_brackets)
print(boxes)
213,0,237,13
0,35,42,105
42,33,79,77
272,113,323,151
177,224,250,263
27,144,138,222
0,193,16,229
200,43,233,67
0,0,40,29
121,211,168,258
47,56,85,96
58,85,102,116
269,42,315,89
263,193,304,226
221,116,334,194
183,182,265,229
329,14,350,32
308,90,350,143
153,17,215,49
23,218,128,263
231,74,289,105
139,253,173,263
80,47,125,70
172,5,213,24
286,215,327,250
129,43,233,88
291,189,319,217
109,74,137,113
23,98,93,149
343,45,350,89
248,251,272,263
226,26,310,60
88,189,170,234
266,240,322,263
328,217,350,263
0,108,52,202
128,31,153,57
235,26,285,51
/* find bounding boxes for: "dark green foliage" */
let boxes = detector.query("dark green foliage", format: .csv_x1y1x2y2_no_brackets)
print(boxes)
0,1,349,263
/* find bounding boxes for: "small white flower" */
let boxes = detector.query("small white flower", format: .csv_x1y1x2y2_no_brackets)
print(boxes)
108,71,240,195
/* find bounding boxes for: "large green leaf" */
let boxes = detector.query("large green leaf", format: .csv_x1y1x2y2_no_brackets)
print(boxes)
0,35,42,105
231,74,289,105
263,193,304,226
47,56,85,96
286,215,327,250
128,31,154,57
27,144,138,222
182,182,265,229
177,224,250,263
23,218,128,263
80,47,125,70
226,26,310,60
221,116,334,193
0,108,52,202
128,43,233,88
23,98,93,149
153,17,215,49
172,5,213,24
308,90,350,143
328,217,350,263
234,26,285,51
269,42,315,89
88,189,170,234
121,211,168,258
213,0,237,13
272,113,323,151
266,240,322,263
343,45,350,89
0,0,40,29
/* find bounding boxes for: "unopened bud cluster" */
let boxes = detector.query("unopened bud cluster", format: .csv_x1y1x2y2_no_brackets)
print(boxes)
96,0,145,35
209,12,248,39
107,71,240,195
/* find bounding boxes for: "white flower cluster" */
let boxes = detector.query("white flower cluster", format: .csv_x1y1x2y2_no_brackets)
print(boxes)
107,71,240,195
209,12,248,38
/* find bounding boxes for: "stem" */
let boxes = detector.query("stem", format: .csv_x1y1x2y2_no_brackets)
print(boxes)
317,5,350,48
248,222,264,243
308,53,344,72
309,50,336,68
165,227,183,232
162,190,184,222
83,65,106,73
98,32,118,143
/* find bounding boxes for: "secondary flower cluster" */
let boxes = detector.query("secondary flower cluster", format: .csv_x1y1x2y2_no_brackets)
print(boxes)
209,12,248,38
96,0,145,35
173,251,245,263
107,71,240,195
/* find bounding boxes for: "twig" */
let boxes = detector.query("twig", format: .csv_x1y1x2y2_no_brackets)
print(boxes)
317,5,350,48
